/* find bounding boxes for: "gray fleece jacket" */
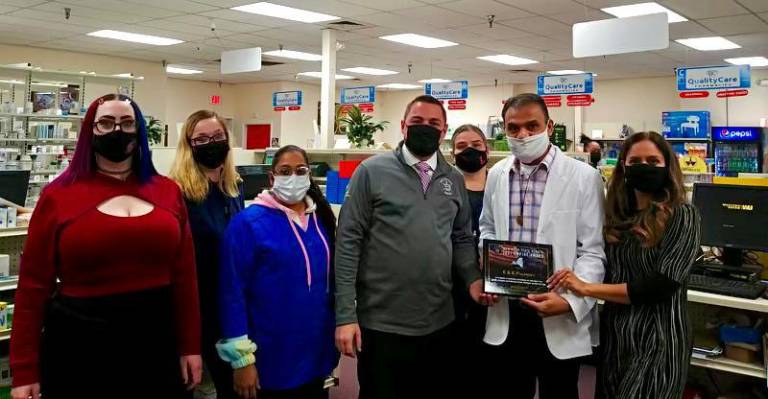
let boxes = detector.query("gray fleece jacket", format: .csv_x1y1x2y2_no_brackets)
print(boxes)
334,142,481,336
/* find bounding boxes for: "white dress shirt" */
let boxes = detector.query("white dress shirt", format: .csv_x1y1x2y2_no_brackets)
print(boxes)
403,144,438,177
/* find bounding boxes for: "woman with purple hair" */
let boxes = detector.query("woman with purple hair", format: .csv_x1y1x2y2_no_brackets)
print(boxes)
10,94,202,399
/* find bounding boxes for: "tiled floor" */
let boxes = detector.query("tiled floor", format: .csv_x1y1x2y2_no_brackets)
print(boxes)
331,356,597,399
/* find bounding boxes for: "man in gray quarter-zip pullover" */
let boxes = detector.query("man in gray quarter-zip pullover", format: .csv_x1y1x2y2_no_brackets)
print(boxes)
334,95,493,399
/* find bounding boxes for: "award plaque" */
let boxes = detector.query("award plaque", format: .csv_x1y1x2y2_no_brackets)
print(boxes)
483,240,554,297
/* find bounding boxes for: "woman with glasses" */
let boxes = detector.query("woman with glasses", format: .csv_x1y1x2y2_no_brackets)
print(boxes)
11,94,201,399
169,110,243,399
217,145,338,399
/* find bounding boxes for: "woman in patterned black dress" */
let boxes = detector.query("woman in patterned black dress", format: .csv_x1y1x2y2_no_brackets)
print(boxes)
549,131,700,399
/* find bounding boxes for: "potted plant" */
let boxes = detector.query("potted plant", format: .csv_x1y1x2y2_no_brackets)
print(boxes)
340,105,388,148
145,117,164,146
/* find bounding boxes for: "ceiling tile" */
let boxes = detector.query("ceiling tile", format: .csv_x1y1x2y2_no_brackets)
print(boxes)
548,9,612,25
353,11,428,30
668,21,715,39
456,23,534,40
199,9,303,28
0,0,48,6
498,16,572,36
337,0,425,12
660,0,750,19
699,14,768,36
121,0,219,13
740,0,768,13
268,0,380,17
391,5,486,26
495,0,588,16
438,0,533,20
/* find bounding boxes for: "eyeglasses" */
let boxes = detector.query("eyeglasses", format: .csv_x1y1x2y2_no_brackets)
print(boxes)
274,165,310,176
94,118,136,134
190,133,227,147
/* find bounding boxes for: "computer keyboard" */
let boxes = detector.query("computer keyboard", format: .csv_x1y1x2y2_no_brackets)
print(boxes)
689,274,766,299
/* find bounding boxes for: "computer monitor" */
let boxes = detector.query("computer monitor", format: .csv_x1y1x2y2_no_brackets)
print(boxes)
692,183,768,266
237,164,271,201
0,170,30,207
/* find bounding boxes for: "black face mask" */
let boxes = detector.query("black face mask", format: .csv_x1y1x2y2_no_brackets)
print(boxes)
405,124,441,157
192,140,230,169
625,164,668,194
455,147,488,173
589,151,602,167
93,131,137,163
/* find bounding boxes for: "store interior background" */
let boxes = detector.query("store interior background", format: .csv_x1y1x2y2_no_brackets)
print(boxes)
1,0,768,398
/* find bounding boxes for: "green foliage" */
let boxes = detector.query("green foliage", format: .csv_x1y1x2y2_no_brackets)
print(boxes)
340,105,388,148
146,117,163,145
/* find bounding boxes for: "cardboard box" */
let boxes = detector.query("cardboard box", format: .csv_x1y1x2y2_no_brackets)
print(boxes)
5,209,15,229
0,303,7,330
0,255,9,277
0,208,6,229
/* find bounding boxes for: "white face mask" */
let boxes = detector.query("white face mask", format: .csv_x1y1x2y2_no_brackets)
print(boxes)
272,175,311,205
507,127,551,163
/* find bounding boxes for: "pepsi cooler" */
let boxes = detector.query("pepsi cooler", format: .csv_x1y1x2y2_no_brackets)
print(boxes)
712,126,765,177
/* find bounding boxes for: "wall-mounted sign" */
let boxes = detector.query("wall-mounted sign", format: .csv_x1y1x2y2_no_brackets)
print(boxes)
274,106,286,112
448,99,466,105
341,86,375,104
676,65,750,91
716,89,749,98
210,95,221,105
680,155,708,173
448,104,466,110
358,103,374,113
662,111,710,139
288,105,301,111
712,126,761,142
272,91,302,107
537,73,594,95
425,80,468,100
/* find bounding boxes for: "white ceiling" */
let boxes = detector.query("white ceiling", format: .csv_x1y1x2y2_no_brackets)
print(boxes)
0,0,766,87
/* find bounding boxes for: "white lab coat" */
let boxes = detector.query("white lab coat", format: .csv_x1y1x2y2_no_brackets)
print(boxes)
479,147,606,360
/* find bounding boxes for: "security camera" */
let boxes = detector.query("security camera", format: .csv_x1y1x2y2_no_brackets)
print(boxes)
64,7,71,20
210,20,216,32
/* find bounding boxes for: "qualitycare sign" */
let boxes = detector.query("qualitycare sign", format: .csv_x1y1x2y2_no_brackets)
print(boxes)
537,73,594,95
341,86,376,104
272,91,302,107
677,65,751,91
425,81,468,100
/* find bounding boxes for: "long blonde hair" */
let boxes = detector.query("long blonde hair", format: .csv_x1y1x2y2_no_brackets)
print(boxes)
169,110,240,202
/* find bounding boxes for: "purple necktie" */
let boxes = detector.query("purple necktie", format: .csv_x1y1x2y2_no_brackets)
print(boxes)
416,161,432,193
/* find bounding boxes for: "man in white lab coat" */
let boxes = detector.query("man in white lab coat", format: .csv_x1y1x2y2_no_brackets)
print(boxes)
478,93,606,398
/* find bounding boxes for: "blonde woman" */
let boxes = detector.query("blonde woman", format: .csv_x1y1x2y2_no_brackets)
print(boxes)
170,110,243,399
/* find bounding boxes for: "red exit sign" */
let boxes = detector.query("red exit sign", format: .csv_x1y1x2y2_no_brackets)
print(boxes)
211,95,221,105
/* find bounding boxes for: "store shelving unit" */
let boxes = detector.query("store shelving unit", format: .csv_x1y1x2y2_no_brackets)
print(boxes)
0,64,141,207
0,329,10,342
0,227,27,239
691,355,765,379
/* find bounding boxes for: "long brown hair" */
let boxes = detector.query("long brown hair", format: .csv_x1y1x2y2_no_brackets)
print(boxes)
605,131,686,247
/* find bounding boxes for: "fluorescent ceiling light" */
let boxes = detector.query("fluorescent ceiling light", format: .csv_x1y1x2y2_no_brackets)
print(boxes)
263,49,322,61
87,30,183,46
297,72,354,80
601,2,687,23
546,70,586,75
477,54,538,66
418,78,451,83
342,67,399,76
379,33,458,49
232,2,339,23
166,66,203,74
113,73,134,78
0,79,25,85
377,83,422,90
725,56,768,67
675,37,740,51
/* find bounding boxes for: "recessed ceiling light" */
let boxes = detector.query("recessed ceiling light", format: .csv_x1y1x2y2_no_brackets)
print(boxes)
166,66,203,74
342,67,399,76
263,49,322,61
87,30,183,46
232,2,339,23
379,33,458,49
297,72,354,80
601,2,687,23
418,78,451,83
675,37,741,51
546,70,586,75
725,56,768,67
377,83,422,90
477,55,538,66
